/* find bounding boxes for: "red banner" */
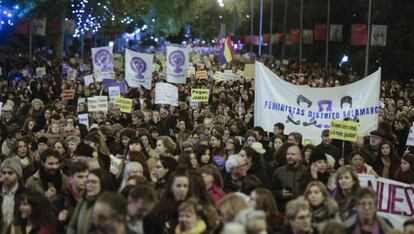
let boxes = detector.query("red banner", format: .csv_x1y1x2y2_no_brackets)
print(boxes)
290,29,300,44
351,24,367,45
314,24,326,41
15,20,29,35
273,33,283,44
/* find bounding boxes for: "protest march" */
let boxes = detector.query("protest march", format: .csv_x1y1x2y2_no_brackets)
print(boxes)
0,1,414,234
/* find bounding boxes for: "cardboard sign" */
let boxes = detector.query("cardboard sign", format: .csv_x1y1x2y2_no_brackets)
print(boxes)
187,67,196,77
155,83,178,106
62,89,75,100
329,120,360,142
36,67,46,78
195,70,208,80
114,97,133,113
78,113,89,129
87,96,108,112
406,126,414,146
108,86,121,101
243,64,255,79
83,75,94,87
191,89,209,103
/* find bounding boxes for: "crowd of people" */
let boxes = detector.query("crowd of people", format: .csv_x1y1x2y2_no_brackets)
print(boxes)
0,51,414,234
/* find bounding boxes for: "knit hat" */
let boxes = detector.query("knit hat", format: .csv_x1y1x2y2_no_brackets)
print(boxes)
2,104,13,112
310,149,327,164
402,154,414,166
370,130,386,138
1,157,23,178
73,142,94,157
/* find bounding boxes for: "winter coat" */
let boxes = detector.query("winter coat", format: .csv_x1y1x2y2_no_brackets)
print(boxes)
66,198,95,234
311,198,341,232
343,214,393,234
25,170,68,194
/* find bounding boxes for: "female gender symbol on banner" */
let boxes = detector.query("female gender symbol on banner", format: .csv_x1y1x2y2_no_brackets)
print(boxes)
94,49,112,72
168,50,185,73
131,57,146,80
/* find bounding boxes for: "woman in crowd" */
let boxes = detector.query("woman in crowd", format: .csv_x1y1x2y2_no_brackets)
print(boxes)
194,144,213,167
249,187,284,233
155,169,193,233
309,149,331,185
347,151,377,175
333,165,361,221
373,141,401,179
67,169,114,234
279,197,317,234
239,145,269,186
83,133,111,171
178,151,198,170
200,164,225,204
156,135,177,158
225,137,241,158
10,189,58,234
8,137,36,180
302,144,315,165
394,154,414,184
174,198,207,234
216,193,250,224
210,133,225,161
138,131,156,158
266,134,286,164
304,181,340,232
152,157,179,194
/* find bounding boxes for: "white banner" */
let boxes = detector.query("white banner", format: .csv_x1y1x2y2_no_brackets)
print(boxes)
125,49,153,90
330,24,343,42
166,45,189,84
87,96,108,112
371,25,387,46
83,75,94,87
91,46,114,81
155,83,178,106
254,62,381,143
359,174,412,229
406,126,414,146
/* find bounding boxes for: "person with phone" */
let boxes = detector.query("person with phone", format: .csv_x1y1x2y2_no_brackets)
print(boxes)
271,144,311,212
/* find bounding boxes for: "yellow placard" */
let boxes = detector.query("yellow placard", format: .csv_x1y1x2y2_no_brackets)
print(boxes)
243,64,255,78
329,120,360,142
153,64,161,72
191,89,209,103
195,70,208,80
69,58,76,64
114,97,133,113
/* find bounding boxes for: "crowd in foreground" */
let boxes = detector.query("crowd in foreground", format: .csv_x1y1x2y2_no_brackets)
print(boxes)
0,51,414,234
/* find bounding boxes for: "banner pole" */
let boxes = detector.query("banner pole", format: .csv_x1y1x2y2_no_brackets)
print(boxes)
325,0,330,69
258,0,264,56
299,0,303,66
364,0,372,76
269,0,274,55
250,0,254,53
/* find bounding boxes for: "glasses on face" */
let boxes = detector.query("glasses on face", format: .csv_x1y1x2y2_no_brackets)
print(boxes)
358,201,375,208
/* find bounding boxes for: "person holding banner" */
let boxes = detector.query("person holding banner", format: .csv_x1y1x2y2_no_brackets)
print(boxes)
394,154,414,184
348,151,378,176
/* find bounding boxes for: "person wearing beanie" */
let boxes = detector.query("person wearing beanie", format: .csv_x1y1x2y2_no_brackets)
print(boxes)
309,149,331,185
394,154,414,184
0,157,25,233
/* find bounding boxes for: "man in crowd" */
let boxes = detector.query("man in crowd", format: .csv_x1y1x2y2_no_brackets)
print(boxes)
362,130,385,165
127,184,161,234
316,129,341,161
0,157,25,234
58,162,89,228
93,191,132,234
25,148,68,202
271,144,310,211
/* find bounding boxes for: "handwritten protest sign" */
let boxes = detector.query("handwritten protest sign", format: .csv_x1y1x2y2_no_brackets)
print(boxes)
36,67,46,78
195,70,208,80
108,86,121,101
329,120,360,142
62,89,75,100
243,64,255,78
114,97,133,113
155,83,178,106
83,75,94,87
359,174,414,229
78,113,89,129
191,89,209,103
87,96,108,112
